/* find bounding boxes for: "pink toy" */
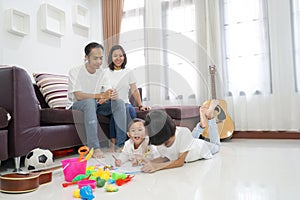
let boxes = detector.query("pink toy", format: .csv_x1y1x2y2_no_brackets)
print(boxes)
61,157,87,182
78,180,96,190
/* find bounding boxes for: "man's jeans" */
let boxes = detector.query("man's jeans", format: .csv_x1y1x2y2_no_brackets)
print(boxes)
109,103,137,141
71,98,126,149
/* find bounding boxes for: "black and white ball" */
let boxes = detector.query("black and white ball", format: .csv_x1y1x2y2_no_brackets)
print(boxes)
25,148,54,170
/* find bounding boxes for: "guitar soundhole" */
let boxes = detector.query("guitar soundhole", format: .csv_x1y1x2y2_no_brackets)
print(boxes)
214,105,226,123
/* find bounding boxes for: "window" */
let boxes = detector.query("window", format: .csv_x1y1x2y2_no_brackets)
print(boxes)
161,0,198,102
120,0,145,70
291,0,300,92
221,0,271,95
120,0,147,99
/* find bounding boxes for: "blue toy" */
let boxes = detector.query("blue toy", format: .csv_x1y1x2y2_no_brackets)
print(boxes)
79,185,94,200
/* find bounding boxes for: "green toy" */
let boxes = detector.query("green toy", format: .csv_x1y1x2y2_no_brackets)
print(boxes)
96,177,106,187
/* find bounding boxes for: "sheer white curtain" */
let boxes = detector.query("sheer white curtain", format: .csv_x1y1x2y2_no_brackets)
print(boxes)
161,0,202,105
221,0,272,131
120,0,300,131
198,0,299,131
218,0,299,131
292,0,300,92
119,0,148,100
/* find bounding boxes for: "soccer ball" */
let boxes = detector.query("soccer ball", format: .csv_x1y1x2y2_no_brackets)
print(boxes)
24,148,54,170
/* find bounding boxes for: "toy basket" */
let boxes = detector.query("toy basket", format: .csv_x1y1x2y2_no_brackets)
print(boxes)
61,157,87,182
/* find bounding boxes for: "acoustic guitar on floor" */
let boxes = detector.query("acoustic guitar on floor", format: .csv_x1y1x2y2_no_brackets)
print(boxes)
201,65,234,141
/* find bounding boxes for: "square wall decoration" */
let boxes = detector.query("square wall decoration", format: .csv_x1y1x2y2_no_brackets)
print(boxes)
40,3,65,37
72,4,90,30
6,9,30,36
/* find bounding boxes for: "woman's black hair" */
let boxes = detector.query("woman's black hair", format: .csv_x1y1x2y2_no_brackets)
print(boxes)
84,42,104,56
144,110,176,145
108,44,127,70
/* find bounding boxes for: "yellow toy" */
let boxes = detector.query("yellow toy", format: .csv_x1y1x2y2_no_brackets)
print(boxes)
72,189,81,198
104,184,118,192
92,168,110,181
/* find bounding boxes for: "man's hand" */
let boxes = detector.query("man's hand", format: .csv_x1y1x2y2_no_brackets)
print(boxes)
110,89,119,100
97,98,107,104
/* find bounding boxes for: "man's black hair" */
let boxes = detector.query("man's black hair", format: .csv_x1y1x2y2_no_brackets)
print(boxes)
84,42,104,56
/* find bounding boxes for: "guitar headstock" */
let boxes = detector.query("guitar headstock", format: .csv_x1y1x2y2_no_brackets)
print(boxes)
209,65,216,75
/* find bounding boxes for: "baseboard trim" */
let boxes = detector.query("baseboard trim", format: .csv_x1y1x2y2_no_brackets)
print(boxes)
232,131,300,139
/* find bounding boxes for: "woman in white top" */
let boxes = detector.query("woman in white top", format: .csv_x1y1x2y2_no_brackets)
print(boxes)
107,45,150,152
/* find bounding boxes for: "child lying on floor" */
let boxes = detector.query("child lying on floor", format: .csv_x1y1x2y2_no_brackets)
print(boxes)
141,100,220,173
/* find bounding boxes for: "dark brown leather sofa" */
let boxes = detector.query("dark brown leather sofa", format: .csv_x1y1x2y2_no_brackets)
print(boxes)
0,66,88,170
0,129,8,164
0,107,9,164
0,65,200,170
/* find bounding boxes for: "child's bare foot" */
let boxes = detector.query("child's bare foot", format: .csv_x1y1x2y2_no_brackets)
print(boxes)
206,100,219,119
115,146,124,153
108,139,116,152
199,106,208,128
92,148,104,159
108,145,115,153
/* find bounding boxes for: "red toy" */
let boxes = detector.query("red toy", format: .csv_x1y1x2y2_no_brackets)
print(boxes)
115,175,134,186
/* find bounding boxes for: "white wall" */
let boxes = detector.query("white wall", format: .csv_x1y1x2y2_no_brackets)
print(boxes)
0,0,103,78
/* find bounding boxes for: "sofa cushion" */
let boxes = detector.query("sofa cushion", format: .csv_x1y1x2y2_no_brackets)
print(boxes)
163,105,200,119
0,107,11,129
136,105,200,120
33,73,68,109
40,108,84,124
40,108,111,125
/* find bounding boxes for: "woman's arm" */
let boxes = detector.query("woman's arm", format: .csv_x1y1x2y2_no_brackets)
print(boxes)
141,151,189,173
129,83,150,111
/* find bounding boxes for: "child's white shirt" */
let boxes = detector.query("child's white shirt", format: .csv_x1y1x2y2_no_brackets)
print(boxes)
156,127,214,162
118,136,158,164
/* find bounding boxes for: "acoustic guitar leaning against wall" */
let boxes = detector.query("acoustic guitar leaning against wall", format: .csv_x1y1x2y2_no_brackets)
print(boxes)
201,65,234,141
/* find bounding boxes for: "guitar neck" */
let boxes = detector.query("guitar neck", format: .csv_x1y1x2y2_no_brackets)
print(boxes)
210,71,217,100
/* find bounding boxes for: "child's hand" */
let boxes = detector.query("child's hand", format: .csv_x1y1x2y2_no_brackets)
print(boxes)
134,154,150,166
115,159,121,167
131,158,139,167
141,160,157,173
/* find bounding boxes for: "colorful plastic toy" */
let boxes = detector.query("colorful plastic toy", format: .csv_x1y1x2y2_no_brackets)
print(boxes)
78,180,96,190
96,177,106,188
104,184,118,192
80,185,94,200
115,175,134,186
72,174,89,182
111,172,127,180
72,189,81,198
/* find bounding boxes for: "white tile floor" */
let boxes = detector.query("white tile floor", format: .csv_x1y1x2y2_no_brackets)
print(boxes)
1,139,300,200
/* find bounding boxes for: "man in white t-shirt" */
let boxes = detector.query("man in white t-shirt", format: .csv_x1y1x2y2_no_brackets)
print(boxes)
67,42,127,158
